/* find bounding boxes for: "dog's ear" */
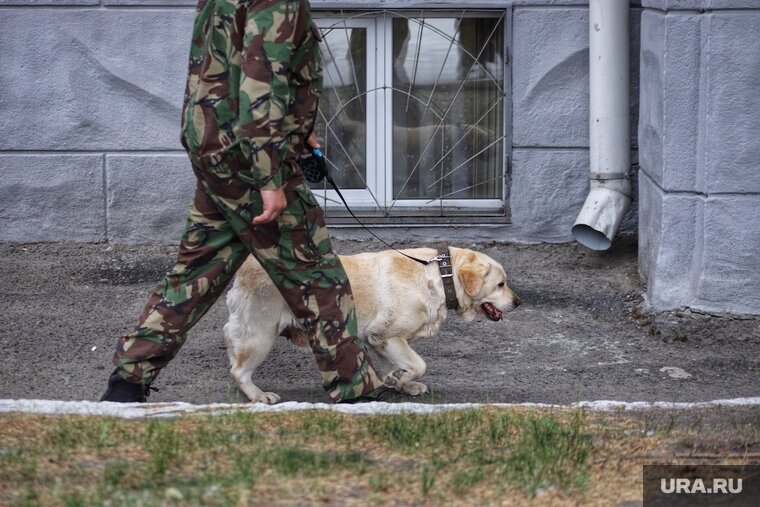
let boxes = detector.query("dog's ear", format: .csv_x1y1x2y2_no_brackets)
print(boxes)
459,260,491,297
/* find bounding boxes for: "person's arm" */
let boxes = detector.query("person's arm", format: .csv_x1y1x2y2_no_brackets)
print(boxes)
252,131,320,225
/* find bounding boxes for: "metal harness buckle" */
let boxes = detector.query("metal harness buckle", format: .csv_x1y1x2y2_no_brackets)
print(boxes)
432,254,454,278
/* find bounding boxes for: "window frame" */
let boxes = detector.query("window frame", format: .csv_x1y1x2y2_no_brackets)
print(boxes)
311,7,513,223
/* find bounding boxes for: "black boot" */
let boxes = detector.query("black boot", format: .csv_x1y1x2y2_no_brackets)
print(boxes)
99,370,155,403
337,386,391,404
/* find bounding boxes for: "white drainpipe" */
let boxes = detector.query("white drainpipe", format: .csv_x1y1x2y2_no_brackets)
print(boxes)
572,0,632,251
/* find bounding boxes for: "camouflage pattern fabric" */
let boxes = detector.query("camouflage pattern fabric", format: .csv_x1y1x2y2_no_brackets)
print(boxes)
111,0,385,402
180,0,324,190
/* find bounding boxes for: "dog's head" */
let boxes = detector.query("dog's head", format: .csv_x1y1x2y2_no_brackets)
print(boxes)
451,248,521,322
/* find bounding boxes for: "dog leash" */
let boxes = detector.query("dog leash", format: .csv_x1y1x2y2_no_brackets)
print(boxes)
301,145,441,267
301,146,459,310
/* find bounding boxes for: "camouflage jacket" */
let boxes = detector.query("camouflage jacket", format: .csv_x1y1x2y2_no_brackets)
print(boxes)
181,0,323,190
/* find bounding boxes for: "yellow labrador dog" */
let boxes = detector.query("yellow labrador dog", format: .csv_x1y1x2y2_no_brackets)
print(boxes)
223,247,521,403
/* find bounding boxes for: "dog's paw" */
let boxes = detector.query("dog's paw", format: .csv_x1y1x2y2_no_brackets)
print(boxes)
401,381,429,396
384,369,409,389
251,391,281,404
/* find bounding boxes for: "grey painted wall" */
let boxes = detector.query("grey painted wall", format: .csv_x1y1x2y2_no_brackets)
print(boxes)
0,3,193,243
0,0,640,246
638,0,760,314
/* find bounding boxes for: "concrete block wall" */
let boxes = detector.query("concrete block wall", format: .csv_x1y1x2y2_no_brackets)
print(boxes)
511,3,641,241
0,1,197,243
638,0,760,314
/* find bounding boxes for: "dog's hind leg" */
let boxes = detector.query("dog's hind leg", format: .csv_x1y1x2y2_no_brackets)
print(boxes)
375,337,428,396
224,280,285,404
223,322,280,404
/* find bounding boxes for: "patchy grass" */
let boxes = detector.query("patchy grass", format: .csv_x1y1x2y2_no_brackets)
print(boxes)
0,407,758,506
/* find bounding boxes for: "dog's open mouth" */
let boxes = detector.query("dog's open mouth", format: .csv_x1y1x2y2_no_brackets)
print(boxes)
481,302,503,321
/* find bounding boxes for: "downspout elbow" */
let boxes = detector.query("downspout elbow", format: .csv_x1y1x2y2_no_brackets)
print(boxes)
572,178,632,251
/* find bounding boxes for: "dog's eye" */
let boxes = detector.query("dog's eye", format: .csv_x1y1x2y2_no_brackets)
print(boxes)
498,282,505,288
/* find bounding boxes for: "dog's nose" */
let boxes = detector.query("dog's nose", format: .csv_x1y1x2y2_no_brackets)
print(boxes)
513,296,521,307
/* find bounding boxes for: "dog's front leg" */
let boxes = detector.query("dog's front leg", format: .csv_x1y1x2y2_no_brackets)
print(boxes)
376,337,428,396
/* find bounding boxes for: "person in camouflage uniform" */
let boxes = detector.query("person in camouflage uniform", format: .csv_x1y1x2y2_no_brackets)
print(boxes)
100,0,387,403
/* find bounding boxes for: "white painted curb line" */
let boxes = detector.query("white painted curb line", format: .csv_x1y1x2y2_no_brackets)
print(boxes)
1,398,759,419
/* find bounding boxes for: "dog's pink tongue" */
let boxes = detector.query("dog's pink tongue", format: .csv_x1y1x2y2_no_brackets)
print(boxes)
481,303,503,321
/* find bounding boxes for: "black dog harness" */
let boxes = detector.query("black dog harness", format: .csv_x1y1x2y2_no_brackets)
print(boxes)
434,247,459,311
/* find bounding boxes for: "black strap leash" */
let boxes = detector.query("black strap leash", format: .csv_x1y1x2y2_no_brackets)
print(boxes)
300,145,460,310
301,146,431,266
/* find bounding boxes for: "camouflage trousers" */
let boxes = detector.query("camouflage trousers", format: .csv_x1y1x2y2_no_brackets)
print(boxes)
111,152,385,402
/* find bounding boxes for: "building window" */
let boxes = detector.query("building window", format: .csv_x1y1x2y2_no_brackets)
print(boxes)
312,10,507,220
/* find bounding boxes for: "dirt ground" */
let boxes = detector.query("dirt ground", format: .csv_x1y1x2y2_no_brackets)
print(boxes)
1,235,759,406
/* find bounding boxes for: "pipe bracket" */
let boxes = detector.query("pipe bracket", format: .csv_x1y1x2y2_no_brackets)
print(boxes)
590,172,630,182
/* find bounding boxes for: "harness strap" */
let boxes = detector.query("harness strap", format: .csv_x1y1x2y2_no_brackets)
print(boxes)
435,245,459,310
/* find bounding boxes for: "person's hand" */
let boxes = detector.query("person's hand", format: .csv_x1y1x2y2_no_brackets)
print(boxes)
305,132,320,152
253,188,287,224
